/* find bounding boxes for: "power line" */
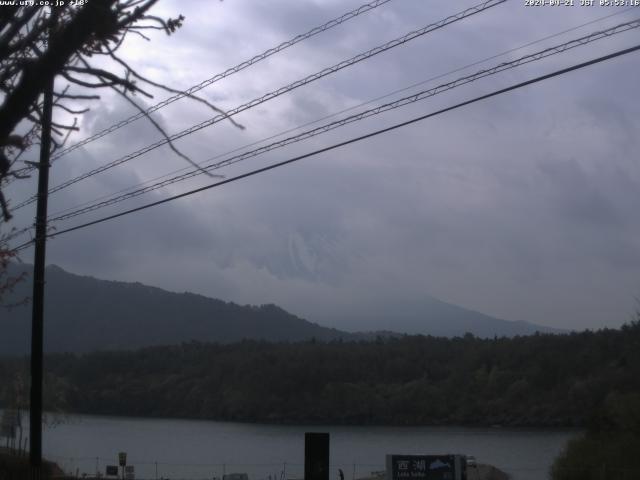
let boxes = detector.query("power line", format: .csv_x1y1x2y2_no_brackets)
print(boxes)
45,7,635,222
4,10,635,242
1,225,32,243
45,19,640,223
6,0,396,182
13,42,640,252
10,0,506,212
52,0,395,159
4,6,634,245
11,7,634,248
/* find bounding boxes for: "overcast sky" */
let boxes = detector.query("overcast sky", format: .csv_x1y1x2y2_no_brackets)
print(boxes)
4,0,640,331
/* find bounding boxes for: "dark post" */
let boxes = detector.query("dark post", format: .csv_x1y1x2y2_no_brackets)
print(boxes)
29,69,54,477
304,432,329,480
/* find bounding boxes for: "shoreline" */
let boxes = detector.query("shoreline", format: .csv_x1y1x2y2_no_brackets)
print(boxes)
3,408,586,431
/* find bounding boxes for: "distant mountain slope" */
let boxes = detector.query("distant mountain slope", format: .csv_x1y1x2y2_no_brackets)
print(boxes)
1,264,352,355
330,296,563,339
0,263,560,355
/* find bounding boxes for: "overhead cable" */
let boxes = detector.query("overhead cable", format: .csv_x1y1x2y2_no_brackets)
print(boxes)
11,0,506,212
45,7,636,221
47,19,640,223
12,42,640,252
7,0,396,182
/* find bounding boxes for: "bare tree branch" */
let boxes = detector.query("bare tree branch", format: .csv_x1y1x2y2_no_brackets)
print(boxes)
1,1,237,231
107,48,245,130
111,85,219,178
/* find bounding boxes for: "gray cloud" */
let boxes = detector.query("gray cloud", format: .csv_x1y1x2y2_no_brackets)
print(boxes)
4,0,640,332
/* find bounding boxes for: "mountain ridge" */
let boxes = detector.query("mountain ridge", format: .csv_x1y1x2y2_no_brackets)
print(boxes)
1,263,354,355
0,263,560,355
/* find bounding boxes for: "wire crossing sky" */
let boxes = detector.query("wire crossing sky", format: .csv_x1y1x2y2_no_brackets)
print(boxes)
42,18,640,224
11,0,506,211
41,6,636,223
14,43,640,251
7,0,398,182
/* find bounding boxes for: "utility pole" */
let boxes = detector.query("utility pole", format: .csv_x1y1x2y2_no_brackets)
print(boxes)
29,66,54,479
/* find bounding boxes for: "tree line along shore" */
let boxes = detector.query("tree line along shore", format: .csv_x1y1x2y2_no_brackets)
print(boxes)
1,323,638,427
1,322,640,479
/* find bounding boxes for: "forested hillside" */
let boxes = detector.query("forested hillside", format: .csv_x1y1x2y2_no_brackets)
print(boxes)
2,323,638,427
1,264,559,355
1,264,354,354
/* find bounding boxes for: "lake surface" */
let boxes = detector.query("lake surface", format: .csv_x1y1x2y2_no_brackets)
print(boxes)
33,413,577,480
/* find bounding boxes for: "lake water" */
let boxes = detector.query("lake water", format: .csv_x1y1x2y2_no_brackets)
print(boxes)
23,413,579,480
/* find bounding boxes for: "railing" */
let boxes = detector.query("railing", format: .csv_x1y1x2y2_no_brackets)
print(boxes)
44,457,387,480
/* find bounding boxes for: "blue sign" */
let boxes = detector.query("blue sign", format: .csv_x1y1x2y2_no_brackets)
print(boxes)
386,455,464,480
